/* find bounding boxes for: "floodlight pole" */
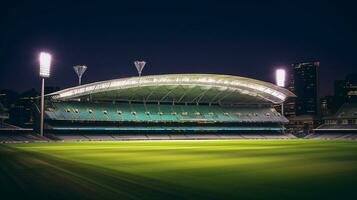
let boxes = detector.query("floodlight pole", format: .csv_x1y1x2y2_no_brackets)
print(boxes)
40,78,45,136
39,52,51,137
73,65,87,86
134,61,146,77
275,68,286,116
281,103,284,115
275,68,286,134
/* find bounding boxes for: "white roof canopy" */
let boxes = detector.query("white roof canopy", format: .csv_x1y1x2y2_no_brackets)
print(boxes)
49,74,295,104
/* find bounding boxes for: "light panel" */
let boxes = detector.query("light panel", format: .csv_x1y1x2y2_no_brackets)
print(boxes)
39,52,52,78
276,69,286,87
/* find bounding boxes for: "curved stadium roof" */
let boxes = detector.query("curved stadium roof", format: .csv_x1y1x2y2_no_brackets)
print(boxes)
49,74,295,104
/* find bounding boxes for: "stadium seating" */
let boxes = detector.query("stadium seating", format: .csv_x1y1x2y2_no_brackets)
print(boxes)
0,134,50,143
314,103,357,137
45,101,288,123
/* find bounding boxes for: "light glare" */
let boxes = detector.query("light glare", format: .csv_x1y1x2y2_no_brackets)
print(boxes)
276,69,286,87
39,52,52,77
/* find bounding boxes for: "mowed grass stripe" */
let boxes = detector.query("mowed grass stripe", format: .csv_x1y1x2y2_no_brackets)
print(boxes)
0,144,212,200
1,139,357,200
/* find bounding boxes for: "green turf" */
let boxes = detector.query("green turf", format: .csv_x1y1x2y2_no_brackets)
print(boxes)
1,139,357,200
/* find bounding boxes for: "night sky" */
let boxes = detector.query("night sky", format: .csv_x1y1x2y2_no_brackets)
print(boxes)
0,0,356,96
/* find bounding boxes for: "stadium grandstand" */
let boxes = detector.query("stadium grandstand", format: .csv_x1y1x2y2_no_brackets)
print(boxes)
0,102,9,126
0,102,37,142
308,103,357,139
28,74,296,139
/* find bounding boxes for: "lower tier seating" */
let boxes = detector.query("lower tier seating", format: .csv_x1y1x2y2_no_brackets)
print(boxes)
45,101,287,123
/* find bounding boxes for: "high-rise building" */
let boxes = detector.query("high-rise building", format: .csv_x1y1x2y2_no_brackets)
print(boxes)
9,89,38,127
292,61,319,116
334,73,357,106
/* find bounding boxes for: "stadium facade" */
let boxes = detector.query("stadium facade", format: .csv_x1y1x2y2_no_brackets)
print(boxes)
43,74,295,133
314,103,357,133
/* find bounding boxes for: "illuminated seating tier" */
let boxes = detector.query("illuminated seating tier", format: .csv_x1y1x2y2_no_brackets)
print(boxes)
45,101,287,123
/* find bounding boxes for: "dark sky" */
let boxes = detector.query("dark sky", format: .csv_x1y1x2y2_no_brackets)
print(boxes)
0,0,356,96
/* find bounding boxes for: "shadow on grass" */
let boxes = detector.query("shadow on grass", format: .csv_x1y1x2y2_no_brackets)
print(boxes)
0,144,213,200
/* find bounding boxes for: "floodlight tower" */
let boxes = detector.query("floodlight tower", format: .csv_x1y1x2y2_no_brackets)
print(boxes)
276,69,286,115
39,52,52,136
73,65,87,85
134,61,146,77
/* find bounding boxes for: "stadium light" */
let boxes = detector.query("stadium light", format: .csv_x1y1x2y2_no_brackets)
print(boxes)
275,68,286,116
39,52,52,137
39,52,52,78
275,69,286,87
73,65,87,85
134,61,146,77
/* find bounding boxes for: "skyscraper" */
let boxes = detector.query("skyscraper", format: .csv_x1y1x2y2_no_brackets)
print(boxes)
334,73,357,106
292,61,319,116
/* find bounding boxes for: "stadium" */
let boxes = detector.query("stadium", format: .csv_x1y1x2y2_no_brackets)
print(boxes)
1,73,357,200
2,1,357,198
1,70,357,200
39,73,296,139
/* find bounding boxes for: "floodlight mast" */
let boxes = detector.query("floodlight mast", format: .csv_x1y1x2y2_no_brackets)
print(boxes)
73,65,87,85
39,52,52,137
134,61,146,77
275,68,286,116
276,69,286,87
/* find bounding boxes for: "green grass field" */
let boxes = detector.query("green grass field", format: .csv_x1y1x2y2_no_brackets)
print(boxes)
1,139,357,200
